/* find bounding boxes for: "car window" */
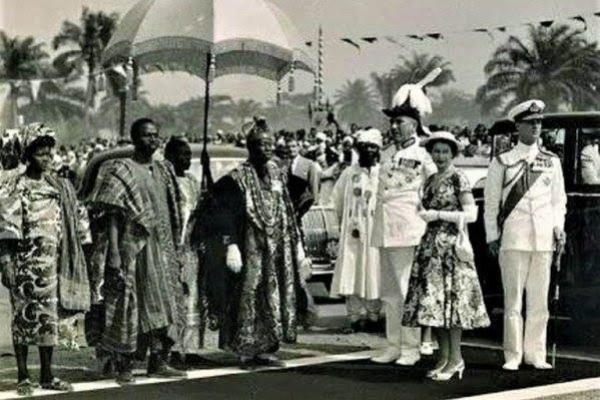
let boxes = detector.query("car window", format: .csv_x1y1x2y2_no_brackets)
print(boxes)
577,128,600,185
541,128,565,162
189,157,244,182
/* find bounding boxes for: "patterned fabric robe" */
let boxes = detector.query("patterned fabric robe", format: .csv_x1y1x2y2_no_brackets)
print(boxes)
172,172,207,353
210,161,302,357
87,158,183,354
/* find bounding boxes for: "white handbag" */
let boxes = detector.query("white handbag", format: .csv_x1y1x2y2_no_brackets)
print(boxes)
455,215,474,263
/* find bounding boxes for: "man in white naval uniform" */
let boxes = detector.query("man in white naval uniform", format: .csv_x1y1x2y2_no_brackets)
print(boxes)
370,70,439,366
484,99,567,371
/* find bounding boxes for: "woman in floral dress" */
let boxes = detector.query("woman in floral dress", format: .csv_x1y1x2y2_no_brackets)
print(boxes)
402,131,489,381
0,124,91,396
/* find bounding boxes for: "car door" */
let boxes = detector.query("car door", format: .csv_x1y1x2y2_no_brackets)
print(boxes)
561,126,600,327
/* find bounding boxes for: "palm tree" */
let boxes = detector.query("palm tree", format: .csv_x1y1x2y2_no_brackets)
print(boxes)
372,52,454,109
0,32,49,128
229,99,263,128
334,79,381,126
476,24,600,115
52,7,118,132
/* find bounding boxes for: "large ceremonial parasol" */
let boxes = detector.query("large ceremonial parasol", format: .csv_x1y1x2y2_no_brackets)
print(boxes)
102,0,314,184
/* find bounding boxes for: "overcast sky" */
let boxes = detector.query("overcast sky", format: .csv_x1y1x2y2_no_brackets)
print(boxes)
2,0,600,105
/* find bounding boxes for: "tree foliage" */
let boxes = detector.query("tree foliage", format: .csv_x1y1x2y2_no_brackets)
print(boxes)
476,24,600,115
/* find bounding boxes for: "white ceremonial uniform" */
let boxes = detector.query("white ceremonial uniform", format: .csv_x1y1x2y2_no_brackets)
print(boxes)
580,144,600,184
484,142,567,366
331,164,381,319
371,139,437,358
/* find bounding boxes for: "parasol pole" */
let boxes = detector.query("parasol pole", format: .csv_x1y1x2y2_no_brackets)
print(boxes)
201,51,214,192
119,92,126,137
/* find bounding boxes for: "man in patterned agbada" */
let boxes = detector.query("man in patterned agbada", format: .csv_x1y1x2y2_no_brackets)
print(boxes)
209,119,311,367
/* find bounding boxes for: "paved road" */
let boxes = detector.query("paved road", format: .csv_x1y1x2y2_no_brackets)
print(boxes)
24,347,600,400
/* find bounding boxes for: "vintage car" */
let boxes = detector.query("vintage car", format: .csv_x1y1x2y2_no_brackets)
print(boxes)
78,143,337,279
471,112,600,342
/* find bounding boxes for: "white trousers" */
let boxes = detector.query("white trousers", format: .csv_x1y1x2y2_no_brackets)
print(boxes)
499,250,552,364
380,247,421,357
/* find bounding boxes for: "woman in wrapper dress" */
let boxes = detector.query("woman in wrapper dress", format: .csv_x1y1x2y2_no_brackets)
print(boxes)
0,123,91,396
402,131,490,381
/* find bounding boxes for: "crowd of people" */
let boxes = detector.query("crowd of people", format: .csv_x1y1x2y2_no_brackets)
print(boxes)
0,69,568,396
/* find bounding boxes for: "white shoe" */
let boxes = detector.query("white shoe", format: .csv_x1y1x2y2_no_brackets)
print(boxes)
502,360,520,371
371,347,401,364
420,342,434,356
395,354,420,366
526,360,553,370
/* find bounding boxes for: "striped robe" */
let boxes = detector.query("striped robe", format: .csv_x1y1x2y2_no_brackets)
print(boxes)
88,158,183,354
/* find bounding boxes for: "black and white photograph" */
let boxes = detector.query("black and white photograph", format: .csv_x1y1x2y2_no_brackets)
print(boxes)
0,0,599,398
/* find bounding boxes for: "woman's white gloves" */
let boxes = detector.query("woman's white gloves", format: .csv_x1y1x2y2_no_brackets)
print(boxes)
418,205,478,224
226,244,243,273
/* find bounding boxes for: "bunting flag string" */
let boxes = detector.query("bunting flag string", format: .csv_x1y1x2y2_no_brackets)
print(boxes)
327,9,599,50
341,38,361,50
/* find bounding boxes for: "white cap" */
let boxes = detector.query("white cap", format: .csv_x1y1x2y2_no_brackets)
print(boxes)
507,99,545,122
357,128,383,148
315,132,327,142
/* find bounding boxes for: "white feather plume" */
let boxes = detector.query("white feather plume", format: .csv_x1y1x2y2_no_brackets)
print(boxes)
409,87,433,115
416,67,442,88
390,67,443,116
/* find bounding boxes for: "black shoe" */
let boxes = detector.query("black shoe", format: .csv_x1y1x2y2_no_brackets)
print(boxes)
238,355,258,370
116,370,136,385
147,353,187,378
255,353,285,367
115,355,136,385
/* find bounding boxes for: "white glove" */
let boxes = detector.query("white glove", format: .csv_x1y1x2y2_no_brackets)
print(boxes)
418,210,439,223
297,242,313,281
438,205,478,224
226,244,243,273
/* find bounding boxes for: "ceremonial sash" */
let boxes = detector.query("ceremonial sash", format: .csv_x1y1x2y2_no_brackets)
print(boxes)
497,160,544,230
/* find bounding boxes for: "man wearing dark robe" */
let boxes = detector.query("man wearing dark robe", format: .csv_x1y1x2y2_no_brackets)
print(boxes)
88,118,186,384
209,121,311,367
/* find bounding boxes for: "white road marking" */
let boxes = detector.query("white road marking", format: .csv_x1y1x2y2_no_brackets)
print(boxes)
463,340,600,364
0,350,378,399
0,345,596,399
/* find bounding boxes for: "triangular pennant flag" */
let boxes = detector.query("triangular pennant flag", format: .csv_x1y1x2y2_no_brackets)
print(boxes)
341,38,361,50
426,33,443,40
540,20,554,28
30,80,42,101
407,34,424,41
361,37,378,43
474,28,494,40
497,26,507,32
305,41,313,47
570,15,587,31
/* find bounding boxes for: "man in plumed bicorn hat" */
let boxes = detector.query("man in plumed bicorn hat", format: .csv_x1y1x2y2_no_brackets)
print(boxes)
370,70,439,365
